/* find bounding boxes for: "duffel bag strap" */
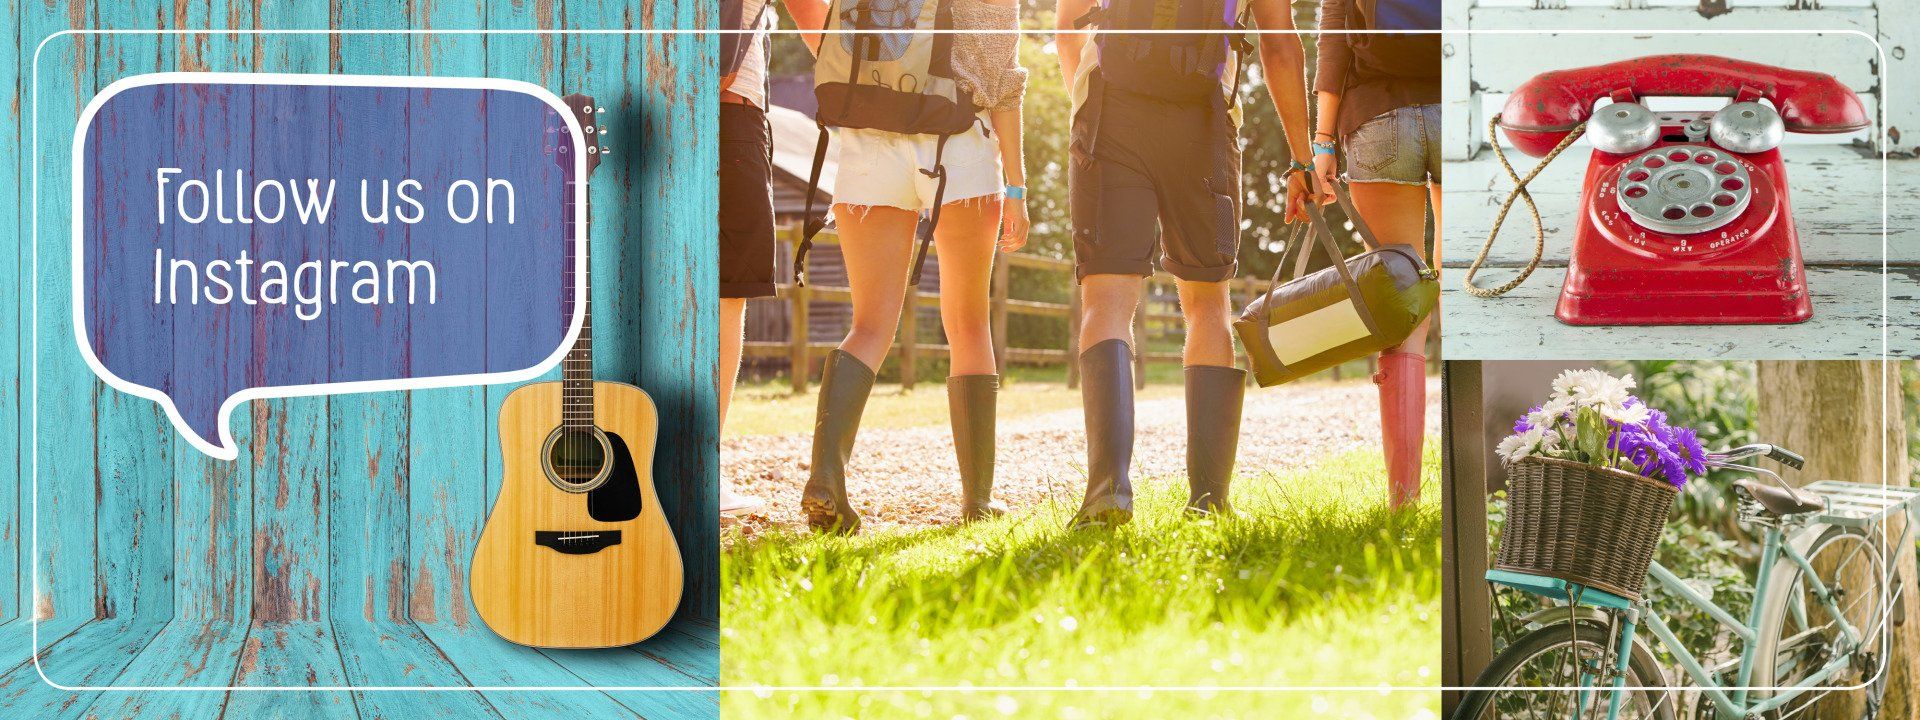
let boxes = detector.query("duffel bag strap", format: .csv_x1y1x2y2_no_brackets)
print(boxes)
1294,194,1383,337
1259,197,1380,338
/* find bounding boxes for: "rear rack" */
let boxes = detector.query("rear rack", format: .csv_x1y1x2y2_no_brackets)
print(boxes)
1799,481,1920,528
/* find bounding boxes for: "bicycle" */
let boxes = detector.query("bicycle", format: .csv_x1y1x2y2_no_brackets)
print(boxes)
1454,444,1916,719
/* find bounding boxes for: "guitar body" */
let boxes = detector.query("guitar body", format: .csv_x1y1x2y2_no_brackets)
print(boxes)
471,380,684,648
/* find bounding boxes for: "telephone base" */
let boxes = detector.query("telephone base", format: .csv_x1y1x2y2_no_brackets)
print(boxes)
1555,289,1811,326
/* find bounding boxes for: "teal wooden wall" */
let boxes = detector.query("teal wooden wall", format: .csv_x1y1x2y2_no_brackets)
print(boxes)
0,1,718,717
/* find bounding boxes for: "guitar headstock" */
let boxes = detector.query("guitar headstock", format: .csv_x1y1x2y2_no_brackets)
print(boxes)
556,92,607,177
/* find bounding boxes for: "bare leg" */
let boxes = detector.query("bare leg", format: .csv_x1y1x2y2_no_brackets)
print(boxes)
933,196,1004,377
1079,274,1143,349
833,204,920,369
719,297,747,429
718,296,763,515
1348,180,1434,508
1174,279,1235,368
934,195,1008,519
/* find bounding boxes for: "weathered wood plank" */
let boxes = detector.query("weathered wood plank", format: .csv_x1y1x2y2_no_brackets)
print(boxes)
334,623,501,718
1442,145,1911,266
416,624,641,719
90,0,179,636
0,617,170,719
631,622,719,685
404,7,506,638
164,0,256,631
31,3,98,635
222,621,357,719
622,0,722,625
82,619,248,717
1440,267,1916,359
0,0,24,629
542,645,718,719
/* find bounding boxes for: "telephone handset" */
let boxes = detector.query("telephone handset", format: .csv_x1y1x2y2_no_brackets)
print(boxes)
1463,54,1868,326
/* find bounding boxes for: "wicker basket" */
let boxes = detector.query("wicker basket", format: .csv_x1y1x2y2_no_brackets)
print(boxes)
1494,456,1678,601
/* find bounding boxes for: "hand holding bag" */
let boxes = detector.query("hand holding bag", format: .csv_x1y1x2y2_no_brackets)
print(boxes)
1234,184,1438,387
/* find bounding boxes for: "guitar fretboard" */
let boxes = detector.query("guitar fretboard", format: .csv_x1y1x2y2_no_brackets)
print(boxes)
560,175,594,431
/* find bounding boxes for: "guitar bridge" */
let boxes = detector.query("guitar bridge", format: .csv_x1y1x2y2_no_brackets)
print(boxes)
534,530,623,555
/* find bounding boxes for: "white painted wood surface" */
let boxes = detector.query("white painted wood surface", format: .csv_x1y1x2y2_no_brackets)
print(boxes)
1441,268,1915,360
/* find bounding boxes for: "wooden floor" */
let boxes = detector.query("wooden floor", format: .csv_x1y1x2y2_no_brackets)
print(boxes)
1440,145,1919,359
0,614,717,718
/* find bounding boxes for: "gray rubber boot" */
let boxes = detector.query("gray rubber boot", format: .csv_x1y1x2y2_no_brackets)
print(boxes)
802,349,873,534
1070,339,1135,529
948,374,1007,521
1185,365,1247,515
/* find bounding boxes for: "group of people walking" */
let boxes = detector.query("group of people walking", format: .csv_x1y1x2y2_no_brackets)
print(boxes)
718,0,1441,532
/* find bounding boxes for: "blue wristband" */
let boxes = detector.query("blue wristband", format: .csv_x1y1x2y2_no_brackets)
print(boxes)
1004,184,1026,200
1311,141,1338,156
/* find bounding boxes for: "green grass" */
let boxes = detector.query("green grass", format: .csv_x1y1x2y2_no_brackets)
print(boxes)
721,445,1444,718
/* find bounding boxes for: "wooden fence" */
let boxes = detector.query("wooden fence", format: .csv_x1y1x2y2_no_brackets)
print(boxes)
745,225,1280,392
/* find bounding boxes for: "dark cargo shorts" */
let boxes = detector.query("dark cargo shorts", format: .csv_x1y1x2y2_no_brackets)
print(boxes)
1068,81,1243,283
720,102,777,299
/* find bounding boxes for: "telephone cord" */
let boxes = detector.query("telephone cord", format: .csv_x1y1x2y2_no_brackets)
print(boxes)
1461,115,1588,299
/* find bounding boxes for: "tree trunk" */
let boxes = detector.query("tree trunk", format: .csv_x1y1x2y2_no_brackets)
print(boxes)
1754,361,1919,719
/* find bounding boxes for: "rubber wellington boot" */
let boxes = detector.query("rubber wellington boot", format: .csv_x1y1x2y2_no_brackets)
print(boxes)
1185,365,1246,515
802,349,874,534
1375,352,1427,509
1071,339,1135,529
948,374,1008,521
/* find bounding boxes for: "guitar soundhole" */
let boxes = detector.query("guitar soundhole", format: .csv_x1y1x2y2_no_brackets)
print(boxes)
544,427,612,492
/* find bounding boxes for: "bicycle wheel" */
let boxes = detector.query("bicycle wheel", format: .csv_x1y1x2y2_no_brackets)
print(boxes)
1749,524,1891,719
1453,620,1678,720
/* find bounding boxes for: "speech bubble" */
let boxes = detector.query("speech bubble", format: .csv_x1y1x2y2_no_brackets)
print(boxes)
73,73,588,460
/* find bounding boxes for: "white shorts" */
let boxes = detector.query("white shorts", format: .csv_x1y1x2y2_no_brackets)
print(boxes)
831,116,1002,212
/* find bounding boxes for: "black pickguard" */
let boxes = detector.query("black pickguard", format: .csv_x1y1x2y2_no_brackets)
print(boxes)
586,432,642,522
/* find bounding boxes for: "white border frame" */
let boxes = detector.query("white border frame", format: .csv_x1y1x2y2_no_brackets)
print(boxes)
26,27,1895,697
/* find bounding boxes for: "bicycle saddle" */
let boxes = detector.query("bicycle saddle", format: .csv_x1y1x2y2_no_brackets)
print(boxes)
1734,479,1824,515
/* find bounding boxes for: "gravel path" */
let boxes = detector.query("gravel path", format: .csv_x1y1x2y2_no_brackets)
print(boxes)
723,378,1442,535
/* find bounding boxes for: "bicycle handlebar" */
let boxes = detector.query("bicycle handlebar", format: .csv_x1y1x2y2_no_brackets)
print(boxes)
1707,443,1804,470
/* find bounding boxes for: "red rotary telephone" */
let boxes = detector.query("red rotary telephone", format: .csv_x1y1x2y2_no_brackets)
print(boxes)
1469,55,1869,325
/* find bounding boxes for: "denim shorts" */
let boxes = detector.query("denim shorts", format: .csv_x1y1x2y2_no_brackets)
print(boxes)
1343,104,1441,186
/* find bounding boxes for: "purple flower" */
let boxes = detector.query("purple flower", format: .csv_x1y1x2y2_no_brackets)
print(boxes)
1514,405,1542,434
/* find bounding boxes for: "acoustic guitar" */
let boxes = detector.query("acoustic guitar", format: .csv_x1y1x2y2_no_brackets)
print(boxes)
470,93,684,648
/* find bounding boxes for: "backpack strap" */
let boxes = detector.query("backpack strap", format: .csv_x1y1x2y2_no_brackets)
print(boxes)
907,132,953,287
795,123,832,286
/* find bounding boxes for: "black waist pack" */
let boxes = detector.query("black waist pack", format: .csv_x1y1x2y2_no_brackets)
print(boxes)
1234,186,1438,387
